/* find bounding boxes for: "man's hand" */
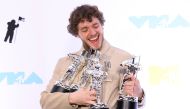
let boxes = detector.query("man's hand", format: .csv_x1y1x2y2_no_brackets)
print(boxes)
68,88,96,106
123,74,143,98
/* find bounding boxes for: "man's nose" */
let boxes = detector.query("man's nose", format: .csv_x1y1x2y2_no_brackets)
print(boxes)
89,28,96,35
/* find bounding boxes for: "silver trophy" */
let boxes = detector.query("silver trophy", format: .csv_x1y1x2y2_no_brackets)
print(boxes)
117,56,141,109
51,50,88,93
86,49,110,109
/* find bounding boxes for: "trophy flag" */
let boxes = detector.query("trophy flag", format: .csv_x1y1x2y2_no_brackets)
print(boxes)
18,16,25,22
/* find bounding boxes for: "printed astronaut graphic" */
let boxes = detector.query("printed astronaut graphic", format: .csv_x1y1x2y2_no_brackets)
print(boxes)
3,16,25,43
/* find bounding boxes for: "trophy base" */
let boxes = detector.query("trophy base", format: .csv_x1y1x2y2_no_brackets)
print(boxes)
51,85,78,93
117,99,138,109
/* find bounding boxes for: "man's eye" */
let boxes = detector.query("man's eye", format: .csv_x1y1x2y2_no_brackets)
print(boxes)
94,24,99,28
81,28,88,32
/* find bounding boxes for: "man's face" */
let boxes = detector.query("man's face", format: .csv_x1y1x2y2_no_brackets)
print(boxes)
77,17,104,50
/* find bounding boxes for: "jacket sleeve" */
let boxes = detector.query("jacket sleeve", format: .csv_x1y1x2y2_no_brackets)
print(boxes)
40,57,75,109
40,91,74,109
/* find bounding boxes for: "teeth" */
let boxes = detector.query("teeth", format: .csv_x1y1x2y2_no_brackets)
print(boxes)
89,36,98,41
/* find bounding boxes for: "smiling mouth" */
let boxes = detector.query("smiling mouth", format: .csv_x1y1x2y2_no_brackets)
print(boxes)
89,35,99,43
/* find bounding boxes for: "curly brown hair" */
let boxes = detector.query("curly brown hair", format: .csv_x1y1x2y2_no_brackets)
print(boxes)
67,4,105,37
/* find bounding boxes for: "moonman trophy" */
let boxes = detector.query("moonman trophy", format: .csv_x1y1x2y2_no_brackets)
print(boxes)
86,49,110,109
51,50,88,93
117,56,141,109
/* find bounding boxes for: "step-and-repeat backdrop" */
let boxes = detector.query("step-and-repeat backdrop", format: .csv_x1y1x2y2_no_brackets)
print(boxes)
0,0,189,109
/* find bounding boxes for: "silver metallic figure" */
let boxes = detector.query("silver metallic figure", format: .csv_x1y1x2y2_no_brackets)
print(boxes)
86,49,110,109
117,56,140,109
51,50,88,93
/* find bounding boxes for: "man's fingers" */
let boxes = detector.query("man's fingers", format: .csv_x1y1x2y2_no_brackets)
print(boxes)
90,96,97,101
89,90,96,96
87,100,96,105
124,73,136,82
124,81,135,86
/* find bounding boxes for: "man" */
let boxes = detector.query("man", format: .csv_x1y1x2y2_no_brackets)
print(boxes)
40,4,145,109
4,19,19,43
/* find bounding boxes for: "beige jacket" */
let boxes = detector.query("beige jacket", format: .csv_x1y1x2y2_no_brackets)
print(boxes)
40,39,144,109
